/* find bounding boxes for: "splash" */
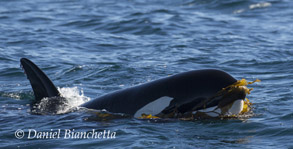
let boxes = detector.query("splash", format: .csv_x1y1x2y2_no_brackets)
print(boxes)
57,87,91,107
31,87,91,115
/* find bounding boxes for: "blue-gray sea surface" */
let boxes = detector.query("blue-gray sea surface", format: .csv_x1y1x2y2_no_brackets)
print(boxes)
0,0,292,148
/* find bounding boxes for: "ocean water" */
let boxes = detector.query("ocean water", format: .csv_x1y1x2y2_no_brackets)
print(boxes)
0,0,292,148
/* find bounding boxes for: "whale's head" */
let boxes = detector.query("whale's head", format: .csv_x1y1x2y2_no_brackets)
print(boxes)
189,79,260,119
155,78,260,120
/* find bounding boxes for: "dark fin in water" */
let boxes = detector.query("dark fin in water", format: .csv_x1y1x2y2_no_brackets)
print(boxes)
20,58,60,101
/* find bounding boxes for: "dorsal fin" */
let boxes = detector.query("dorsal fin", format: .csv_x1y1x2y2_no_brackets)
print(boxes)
20,58,60,101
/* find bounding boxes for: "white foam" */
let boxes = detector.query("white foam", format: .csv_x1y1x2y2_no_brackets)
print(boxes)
249,2,272,10
31,87,91,114
57,87,91,108
2,93,21,99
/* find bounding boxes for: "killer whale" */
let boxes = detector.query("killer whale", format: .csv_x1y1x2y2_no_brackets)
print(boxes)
20,58,249,118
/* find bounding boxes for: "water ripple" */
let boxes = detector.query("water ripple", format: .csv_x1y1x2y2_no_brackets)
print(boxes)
0,0,293,148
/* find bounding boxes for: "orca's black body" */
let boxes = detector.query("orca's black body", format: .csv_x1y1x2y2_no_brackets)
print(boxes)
20,58,245,117
81,70,236,115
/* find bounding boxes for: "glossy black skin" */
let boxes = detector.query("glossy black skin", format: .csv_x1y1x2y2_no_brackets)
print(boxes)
81,69,237,115
20,58,237,116
20,58,59,101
